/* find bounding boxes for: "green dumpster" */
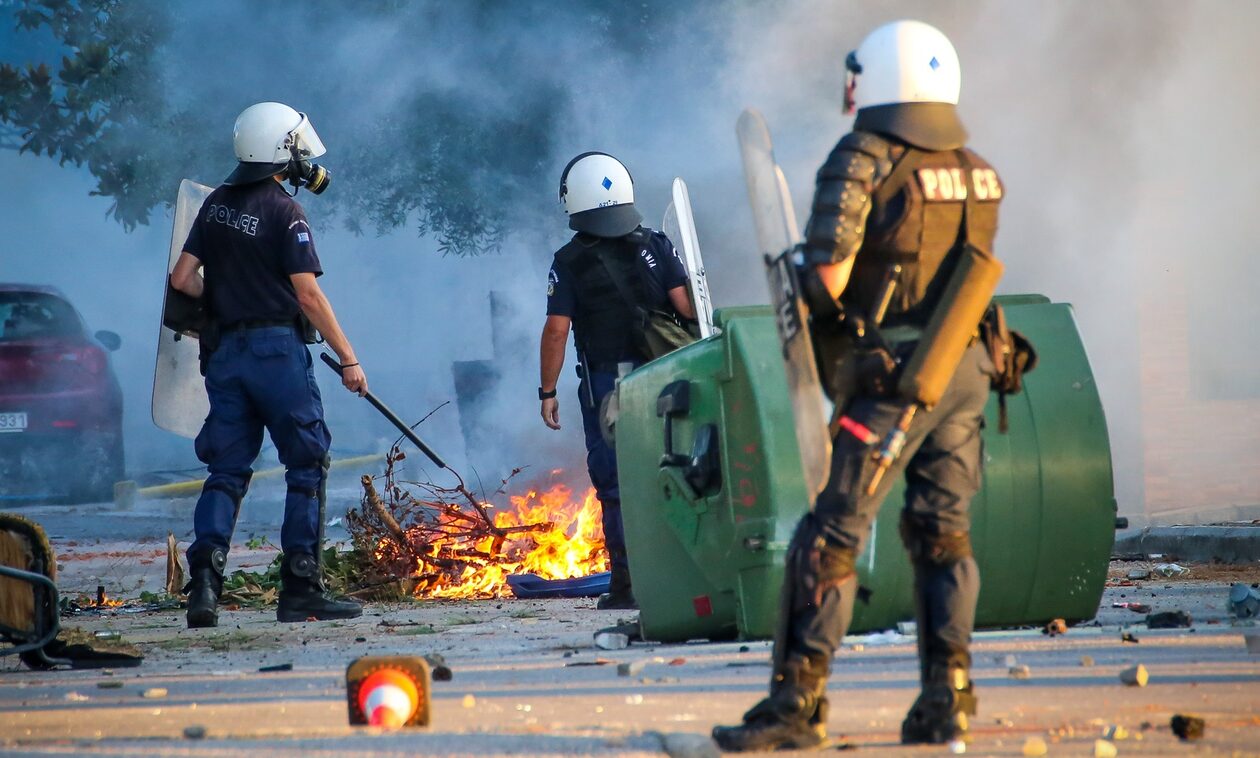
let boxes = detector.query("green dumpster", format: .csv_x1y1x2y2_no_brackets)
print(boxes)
616,296,1115,642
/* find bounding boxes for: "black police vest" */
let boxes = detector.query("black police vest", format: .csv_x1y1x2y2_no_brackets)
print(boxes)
555,234,652,367
843,145,1003,327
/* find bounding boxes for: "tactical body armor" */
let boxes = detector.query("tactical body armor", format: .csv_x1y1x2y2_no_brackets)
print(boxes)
803,132,1003,327
553,231,670,368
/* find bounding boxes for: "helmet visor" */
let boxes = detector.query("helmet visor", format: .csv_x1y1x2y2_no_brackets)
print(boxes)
287,113,326,160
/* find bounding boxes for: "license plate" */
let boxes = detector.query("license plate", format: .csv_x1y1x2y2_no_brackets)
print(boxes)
0,412,28,432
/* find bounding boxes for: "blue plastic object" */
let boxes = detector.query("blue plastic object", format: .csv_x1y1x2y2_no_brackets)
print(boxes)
506,572,611,599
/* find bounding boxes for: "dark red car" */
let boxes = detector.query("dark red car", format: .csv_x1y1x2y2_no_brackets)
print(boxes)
0,284,124,503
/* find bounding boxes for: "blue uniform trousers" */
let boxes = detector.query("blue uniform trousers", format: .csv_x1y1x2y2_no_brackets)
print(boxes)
578,368,632,574
187,326,330,560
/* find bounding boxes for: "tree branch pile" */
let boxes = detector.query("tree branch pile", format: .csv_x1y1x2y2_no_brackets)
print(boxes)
345,446,557,599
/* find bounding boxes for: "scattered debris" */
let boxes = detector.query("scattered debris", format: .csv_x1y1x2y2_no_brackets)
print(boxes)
183,725,206,740
94,630,122,641
424,654,453,681
1120,632,1140,644
258,662,293,672
63,692,89,702
1126,568,1150,580
96,680,123,689
565,659,613,667
1080,655,1095,667
625,694,644,705
165,531,185,596
1170,714,1205,741
1229,583,1260,619
595,631,630,650
1093,739,1117,758
738,645,750,653
1146,611,1191,629
1119,664,1148,687
1022,736,1048,756
948,739,967,754
142,687,168,699
668,657,686,666
1043,618,1068,636
1008,665,1032,680
1152,563,1188,578
618,661,646,677
1112,602,1151,614
659,731,721,758
462,694,476,708
1102,724,1129,740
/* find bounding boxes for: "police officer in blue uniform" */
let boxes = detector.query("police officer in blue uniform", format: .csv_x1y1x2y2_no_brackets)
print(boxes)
538,152,695,610
170,102,366,628
714,22,1003,751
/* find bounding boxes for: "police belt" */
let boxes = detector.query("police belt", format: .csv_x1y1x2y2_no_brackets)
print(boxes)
220,317,297,333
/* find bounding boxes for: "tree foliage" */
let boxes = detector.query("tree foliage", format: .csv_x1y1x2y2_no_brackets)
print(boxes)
0,0,696,256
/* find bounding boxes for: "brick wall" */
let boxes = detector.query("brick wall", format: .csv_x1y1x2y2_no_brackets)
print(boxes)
1138,269,1260,518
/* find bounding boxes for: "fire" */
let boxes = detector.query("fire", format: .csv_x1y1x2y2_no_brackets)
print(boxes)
410,483,608,599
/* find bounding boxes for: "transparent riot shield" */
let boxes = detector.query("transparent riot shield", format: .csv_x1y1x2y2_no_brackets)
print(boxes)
736,108,831,498
152,179,212,439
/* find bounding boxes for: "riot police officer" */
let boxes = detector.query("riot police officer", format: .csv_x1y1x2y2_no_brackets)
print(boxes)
714,21,1003,750
169,102,366,628
538,152,695,610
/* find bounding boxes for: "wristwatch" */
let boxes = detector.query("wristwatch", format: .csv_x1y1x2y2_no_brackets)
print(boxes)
538,387,557,400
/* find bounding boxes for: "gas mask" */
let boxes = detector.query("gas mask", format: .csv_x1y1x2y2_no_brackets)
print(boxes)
284,113,331,195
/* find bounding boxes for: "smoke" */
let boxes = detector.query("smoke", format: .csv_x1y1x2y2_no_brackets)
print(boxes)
3,1,1257,518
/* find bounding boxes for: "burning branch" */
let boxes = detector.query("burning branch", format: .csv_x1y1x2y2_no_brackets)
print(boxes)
346,446,601,599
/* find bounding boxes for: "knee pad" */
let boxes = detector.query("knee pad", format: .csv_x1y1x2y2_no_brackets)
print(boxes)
899,515,973,566
204,478,248,504
788,518,858,609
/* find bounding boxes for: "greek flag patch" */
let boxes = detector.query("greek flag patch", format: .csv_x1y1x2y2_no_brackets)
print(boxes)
296,232,310,244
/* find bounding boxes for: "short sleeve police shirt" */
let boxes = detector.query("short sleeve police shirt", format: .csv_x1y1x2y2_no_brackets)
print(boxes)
183,180,323,325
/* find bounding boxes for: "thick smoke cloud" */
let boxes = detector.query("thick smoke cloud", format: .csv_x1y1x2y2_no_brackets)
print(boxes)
3,1,1257,518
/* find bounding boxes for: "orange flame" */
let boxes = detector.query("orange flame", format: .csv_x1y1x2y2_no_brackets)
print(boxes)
410,484,607,599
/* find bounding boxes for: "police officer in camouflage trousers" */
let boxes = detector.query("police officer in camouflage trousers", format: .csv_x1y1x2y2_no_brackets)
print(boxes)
170,102,366,628
714,22,1004,751
538,152,695,610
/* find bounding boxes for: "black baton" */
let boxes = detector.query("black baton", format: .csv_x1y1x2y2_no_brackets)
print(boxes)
319,353,448,469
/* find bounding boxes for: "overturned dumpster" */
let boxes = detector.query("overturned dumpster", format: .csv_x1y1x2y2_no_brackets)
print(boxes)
616,295,1115,642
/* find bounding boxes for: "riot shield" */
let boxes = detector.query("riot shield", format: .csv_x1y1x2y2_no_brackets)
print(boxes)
736,108,830,498
661,178,715,338
152,179,213,439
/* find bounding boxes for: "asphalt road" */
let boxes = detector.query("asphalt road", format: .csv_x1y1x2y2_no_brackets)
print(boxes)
2,493,1259,756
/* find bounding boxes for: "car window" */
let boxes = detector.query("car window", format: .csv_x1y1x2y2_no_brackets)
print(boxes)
0,292,84,342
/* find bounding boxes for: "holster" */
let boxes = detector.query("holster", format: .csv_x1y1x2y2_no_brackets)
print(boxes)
197,320,221,377
296,312,321,345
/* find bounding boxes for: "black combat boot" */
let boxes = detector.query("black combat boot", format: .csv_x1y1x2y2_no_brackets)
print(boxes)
596,554,636,610
276,552,363,623
185,547,227,629
901,659,977,744
712,655,829,752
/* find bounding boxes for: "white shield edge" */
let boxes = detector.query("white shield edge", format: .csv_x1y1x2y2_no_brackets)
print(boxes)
152,179,213,439
662,178,715,338
736,108,831,497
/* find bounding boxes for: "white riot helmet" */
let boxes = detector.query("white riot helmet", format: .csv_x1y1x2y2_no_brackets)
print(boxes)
224,102,331,193
558,152,642,238
845,20,960,113
845,20,967,151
